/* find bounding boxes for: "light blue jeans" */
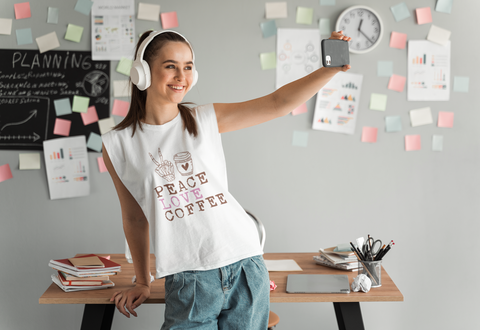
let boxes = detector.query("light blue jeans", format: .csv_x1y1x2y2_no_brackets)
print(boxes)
161,255,270,330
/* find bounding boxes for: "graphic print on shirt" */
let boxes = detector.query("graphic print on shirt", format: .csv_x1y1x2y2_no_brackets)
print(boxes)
149,148,176,182
173,151,194,176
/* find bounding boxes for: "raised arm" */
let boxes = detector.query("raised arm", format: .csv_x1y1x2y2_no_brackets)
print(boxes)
215,31,351,133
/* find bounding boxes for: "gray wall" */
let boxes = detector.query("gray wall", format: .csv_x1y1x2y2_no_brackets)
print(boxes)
1,0,478,329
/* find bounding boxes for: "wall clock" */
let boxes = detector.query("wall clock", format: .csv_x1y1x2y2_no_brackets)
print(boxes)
335,5,384,54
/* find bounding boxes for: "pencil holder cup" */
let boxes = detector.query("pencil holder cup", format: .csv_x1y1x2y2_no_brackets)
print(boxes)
358,260,382,288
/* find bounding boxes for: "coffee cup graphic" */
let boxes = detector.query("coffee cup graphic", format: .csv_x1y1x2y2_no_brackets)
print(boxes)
174,151,194,176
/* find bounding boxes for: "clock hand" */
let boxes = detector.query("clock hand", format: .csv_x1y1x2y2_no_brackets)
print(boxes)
359,29,375,44
357,19,363,31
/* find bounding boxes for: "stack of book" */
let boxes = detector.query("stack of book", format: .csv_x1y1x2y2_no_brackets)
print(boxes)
313,247,359,271
48,254,121,292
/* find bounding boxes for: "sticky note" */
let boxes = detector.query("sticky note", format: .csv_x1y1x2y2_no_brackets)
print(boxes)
378,61,393,77
81,106,99,125
53,118,71,136
405,135,421,151
112,99,130,117
427,25,451,46
161,12,179,29
432,135,443,151
292,131,308,147
391,2,410,22
0,164,13,183
97,157,108,173
260,52,276,70
72,95,90,113
16,28,33,45
137,3,160,21
388,74,406,92
454,76,469,92
47,7,59,24
296,7,313,25
265,2,287,19
319,18,330,36
98,117,116,135
36,32,60,53
65,24,84,43
438,111,454,128
436,0,453,14
0,19,13,35
14,2,31,19
370,93,387,111
416,7,432,25
54,98,72,116
410,107,433,127
292,103,307,116
116,57,133,76
113,80,130,97
320,0,336,5
19,153,41,170
390,32,407,49
74,0,94,16
361,127,378,143
87,132,102,152
261,20,277,38
385,116,402,132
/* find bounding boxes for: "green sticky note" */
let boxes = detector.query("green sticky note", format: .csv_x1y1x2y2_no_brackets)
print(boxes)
72,95,90,113
260,52,276,70
370,93,388,111
87,132,102,152
261,20,277,38
292,131,309,147
453,76,469,92
377,61,393,77
432,135,443,151
54,98,72,116
390,2,410,22
65,24,84,43
47,7,59,24
385,116,402,132
319,18,330,36
16,28,33,45
296,7,313,25
74,0,94,16
436,0,453,14
117,57,133,76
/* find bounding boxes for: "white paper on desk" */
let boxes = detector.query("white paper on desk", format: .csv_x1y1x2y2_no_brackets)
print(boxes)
264,259,303,271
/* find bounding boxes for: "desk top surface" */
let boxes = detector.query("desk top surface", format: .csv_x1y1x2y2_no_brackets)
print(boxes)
39,253,403,304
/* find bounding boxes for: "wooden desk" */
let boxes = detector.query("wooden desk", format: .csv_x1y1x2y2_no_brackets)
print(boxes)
39,253,403,330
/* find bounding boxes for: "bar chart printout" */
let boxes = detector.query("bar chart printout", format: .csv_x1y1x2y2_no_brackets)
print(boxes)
43,136,90,200
408,40,451,101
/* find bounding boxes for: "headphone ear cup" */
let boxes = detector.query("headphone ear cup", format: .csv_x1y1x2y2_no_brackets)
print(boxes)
130,60,151,91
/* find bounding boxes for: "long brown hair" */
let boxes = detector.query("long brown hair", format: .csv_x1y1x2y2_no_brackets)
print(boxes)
114,31,198,137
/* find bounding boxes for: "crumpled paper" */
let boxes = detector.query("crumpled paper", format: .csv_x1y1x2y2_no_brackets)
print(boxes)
351,274,372,293
270,280,277,291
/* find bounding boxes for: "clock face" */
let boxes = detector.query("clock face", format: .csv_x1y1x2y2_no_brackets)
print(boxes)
337,6,383,53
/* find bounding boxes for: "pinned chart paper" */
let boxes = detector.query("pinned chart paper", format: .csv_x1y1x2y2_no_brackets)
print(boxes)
98,117,116,135
75,0,94,16
113,80,130,97
312,72,363,135
14,2,31,19
0,164,13,183
65,24,84,43
453,76,469,92
53,118,72,136
47,7,59,24
391,2,410,22
410,107,433,127
16,28,33,45
361,127,378,143
292,103,307,116
385,116,402,133
87,132,102,152
319,18,330,36
81,106,99,125
19,153,41,170
378,61,393,77
276,28,320,89
54,98,72,116
388,74,406,92
265,2,287,19
432,135,443,151
260,52,276,70
437,111,454,128
408,40,451,101
0,19,12,35
43,136,90,200
97,157,108,173
137,2,160,21
296,7,313,25
116,57,133,76
161,12,179,29
427,25,451,46
370,93,387,111
72,95,90,113
436,0,453,14
36,32,60,53
405,135,421,151
292,131,308,147
261,20,277,38
390,32,407,49
112,99,130,117
416,7,432,25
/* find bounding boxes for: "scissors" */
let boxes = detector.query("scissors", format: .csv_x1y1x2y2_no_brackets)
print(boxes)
362,236,382,260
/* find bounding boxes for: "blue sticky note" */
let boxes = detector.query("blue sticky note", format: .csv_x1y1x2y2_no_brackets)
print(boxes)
385,116,402,133
87,132,102,152
391,2,411,22
47,7,59,24
261,20,277,38
54,98,72,116
320,0,336,5
436,0,453,14
454,76,469,92
377,61,393,77
432,135,443,151
292,131,309,147
16,28,33,45
74,0,94,16
319,18,330,36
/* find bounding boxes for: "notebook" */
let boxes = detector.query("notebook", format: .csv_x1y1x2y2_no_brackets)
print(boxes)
286,274,350,294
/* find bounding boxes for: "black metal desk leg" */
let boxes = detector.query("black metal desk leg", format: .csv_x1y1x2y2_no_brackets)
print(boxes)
80,304,115,330
333,302,365,330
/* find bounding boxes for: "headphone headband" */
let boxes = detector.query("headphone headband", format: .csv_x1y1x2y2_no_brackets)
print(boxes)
134,30,196,64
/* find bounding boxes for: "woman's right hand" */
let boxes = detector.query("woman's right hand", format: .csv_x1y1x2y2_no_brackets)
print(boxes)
110,284,151,318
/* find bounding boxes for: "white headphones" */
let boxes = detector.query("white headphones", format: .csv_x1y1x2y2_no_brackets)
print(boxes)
130,30,198,91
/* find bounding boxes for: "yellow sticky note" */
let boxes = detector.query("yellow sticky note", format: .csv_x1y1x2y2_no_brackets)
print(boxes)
370,93,387,111
296,7,313,25
19,153,41,170
65,24,84,43
260,52,276,70
116,57,133,76
72,95,90,113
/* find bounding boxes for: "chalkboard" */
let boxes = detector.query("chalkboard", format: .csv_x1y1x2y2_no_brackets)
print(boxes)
0,49,110,151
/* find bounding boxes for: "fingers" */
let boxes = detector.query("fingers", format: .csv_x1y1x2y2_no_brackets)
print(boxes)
114,292,131,318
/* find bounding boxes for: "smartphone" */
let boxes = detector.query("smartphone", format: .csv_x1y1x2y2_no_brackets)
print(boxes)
321,39,350,67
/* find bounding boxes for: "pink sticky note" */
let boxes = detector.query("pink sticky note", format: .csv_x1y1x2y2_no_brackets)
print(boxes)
97,157,108,173
405,135,421,151
361,127,378,143
438,111,454,128
53,118,71,136
14,2,31,19
388,74,406,92
292,103,307,116
112,99,130,117
416,7,432,25
390,32,407,49
0,164,13,182
161,12,179,29
81,105,99,125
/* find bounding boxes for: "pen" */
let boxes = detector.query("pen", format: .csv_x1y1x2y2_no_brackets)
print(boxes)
377,241,394,260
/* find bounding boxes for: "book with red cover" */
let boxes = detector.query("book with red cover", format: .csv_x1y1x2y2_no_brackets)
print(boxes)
48,254,121,277
57,271,103,286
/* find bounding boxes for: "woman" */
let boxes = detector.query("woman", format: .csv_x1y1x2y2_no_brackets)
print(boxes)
103,30,351,329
